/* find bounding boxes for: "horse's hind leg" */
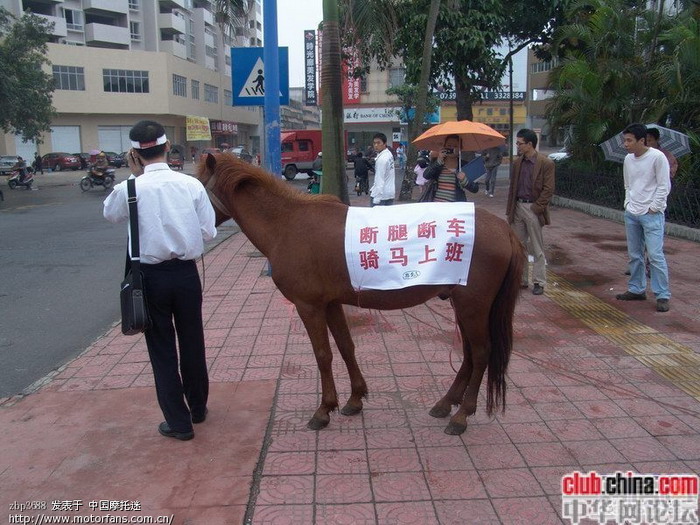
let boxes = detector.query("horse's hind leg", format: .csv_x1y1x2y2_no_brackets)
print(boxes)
326,303,368,416
296,302,339,430
429,326,472,418
445,306,490,435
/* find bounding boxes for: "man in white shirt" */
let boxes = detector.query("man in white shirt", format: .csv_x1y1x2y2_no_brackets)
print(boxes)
104,120,216,440
616,123,671,312
369,133,395,206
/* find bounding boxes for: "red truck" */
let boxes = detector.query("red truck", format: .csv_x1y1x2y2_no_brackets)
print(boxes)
281,129,349,180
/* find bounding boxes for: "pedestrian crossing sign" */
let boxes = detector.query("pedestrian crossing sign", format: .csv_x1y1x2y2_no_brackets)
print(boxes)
231,47,289,107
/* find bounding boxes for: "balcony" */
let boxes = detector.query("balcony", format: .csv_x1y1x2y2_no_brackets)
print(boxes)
85,23,130,47
158,13,186,35
160,39,187,60
159,0,186,9
195,7,215,27
83,0,128,15
37,14,67,38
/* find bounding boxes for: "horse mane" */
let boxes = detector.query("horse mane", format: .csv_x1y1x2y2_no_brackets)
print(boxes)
198,153,341,205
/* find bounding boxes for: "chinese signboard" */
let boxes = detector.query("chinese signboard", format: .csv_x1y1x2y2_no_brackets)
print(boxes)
343,107,401,123
186,116,211,141
303,30,317,106
210,120,238,134
342,50,361,105
436,91,526,101
344,203,476,290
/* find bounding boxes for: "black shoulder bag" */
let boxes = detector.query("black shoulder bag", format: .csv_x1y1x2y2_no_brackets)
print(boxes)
120,179,151,335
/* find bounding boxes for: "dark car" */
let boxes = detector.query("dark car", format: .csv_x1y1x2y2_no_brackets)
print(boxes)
0,155,22,175
73,153,90,170
42,152,81,171
225,146,253,163
103,151,125,168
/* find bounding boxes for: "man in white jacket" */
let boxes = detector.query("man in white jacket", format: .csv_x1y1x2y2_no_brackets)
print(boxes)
369,133,395,206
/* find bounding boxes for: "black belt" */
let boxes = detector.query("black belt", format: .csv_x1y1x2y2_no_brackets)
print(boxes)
517,198,534,203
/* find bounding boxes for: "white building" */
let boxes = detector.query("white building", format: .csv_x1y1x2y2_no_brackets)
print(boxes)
0,0,265,158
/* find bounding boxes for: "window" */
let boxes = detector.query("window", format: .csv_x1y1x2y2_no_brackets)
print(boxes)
53,65,85,91
281,143,293,153
298,141,310,152
388,67,405,88
531,57,559,73
173,74,187,97
205,45,217,58
130,21,141,42
204,83,218,103
224,89,232,103
250,37,256,46
360,76,368,93
129,0,140,10
191,79,200,100
103,69,149,93
63,9,83,31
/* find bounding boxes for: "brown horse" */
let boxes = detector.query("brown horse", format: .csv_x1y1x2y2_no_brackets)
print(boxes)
198,154,524,435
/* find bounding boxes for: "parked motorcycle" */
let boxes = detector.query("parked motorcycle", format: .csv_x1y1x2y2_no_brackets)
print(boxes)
8,168,34,190
80,166,115,192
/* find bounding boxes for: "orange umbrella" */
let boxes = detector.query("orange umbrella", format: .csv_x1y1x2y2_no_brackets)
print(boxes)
413,120,505,152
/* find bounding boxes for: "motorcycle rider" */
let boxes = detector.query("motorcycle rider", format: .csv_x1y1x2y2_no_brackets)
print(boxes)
353,151,371,195
16,156,28,182
91,152,110,180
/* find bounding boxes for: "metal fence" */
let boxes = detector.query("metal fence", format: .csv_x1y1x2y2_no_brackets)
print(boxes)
555,166,700,229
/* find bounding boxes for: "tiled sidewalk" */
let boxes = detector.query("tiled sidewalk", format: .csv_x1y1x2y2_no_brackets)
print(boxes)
2,173,699,524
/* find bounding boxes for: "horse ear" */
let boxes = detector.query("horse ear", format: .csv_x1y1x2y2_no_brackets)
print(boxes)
205,153,217,172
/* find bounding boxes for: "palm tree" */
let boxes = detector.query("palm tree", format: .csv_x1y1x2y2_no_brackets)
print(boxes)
321,0,348,204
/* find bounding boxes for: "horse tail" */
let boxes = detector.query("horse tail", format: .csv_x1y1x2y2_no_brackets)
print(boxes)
486,227,524,416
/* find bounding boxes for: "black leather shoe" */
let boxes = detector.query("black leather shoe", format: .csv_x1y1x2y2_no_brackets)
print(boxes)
158,422,194,441
532,284,544,295
192,408,208,424
656,299,670,312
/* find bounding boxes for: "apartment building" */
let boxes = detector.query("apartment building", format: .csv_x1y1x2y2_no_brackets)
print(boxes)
1,0,265,158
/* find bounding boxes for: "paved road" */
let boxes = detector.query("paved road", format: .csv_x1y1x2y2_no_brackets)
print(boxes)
0,179,127,396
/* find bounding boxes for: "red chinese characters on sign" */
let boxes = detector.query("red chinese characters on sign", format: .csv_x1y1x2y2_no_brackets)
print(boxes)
359,250,380,270
446,218,467,237
389,247,408,266
419,245,437,264
417,221,437,239
445,242,466,262
388,224,408,242
360,226,379,244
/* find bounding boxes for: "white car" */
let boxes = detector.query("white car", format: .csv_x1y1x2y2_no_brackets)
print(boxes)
548,148,570,161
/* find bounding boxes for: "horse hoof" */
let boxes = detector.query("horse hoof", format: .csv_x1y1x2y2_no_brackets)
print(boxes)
340,403,362,416
429,405,451,418
307,417,330,430
444,421,467,435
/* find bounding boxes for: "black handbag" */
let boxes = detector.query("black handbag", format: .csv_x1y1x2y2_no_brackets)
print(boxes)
120,178,151,335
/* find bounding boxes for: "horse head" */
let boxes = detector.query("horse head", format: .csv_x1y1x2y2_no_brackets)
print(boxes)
196,152,237,226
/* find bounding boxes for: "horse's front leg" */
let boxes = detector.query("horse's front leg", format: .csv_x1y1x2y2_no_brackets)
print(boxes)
296,302,338,430
325,303,367,416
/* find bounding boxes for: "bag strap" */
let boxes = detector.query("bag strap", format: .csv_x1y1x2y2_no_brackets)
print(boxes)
126,178,143,288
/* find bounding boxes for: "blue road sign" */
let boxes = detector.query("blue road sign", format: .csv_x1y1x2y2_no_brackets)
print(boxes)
231,47,289,106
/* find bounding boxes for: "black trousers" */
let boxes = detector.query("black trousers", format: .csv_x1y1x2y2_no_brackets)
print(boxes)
141,259,208,432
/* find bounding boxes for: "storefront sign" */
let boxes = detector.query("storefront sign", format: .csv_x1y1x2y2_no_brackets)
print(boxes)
186,116,211,141
343,107,400,123
304,30,317,106
436,91,526,101
210,120,238,134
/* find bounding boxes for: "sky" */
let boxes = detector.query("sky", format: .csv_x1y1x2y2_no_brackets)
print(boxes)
276,0,323,88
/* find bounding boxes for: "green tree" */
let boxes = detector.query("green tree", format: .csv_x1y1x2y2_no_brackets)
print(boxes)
0,7,55,142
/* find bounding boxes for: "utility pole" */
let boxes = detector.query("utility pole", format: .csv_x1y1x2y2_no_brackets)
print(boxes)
263,0,281,177
508,41,514,164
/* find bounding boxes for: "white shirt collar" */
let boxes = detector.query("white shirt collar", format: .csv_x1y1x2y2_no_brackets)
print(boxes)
143,162,170,173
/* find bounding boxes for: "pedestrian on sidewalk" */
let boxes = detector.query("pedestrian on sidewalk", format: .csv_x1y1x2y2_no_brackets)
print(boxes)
422,136,479,203
369,133,396,206
103,120,217,440
506,128,555,296
482,145,505,197
33,152,43,174
616,123,671,312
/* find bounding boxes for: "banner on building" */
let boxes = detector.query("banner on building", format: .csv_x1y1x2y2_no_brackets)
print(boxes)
304,30,317,106
342,50,361,105
186,116,211,141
